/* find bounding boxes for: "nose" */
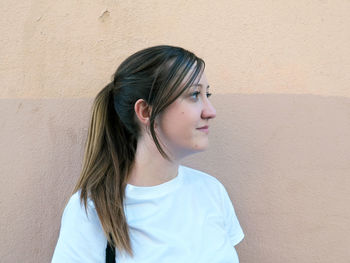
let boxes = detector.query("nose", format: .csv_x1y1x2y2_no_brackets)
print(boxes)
201,98,216,120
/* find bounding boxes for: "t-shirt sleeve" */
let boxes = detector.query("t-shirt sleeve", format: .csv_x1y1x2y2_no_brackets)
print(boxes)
51,192,107,263
219,183,245,246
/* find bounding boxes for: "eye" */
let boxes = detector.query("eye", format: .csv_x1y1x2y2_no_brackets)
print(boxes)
190,91,201,100
190,91,212,101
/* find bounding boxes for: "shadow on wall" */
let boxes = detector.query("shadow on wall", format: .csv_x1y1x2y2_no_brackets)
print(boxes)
1,94,350,263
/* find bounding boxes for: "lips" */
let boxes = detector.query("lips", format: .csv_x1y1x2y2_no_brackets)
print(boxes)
196,125,209,134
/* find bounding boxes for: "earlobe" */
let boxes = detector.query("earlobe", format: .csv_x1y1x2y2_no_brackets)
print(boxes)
134,99,151,125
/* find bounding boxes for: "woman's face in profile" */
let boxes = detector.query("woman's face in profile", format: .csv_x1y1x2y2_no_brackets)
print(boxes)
155,71,216,159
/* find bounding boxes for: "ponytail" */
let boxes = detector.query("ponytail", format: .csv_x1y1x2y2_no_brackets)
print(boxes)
74,82,135,257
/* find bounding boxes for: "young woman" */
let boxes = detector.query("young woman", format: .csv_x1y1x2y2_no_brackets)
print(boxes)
52,45,244,263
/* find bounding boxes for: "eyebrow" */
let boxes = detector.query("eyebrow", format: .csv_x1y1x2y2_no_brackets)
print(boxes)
190,84,210,89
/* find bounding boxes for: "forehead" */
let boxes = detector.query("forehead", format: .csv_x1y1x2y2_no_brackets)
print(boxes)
188,72,209,89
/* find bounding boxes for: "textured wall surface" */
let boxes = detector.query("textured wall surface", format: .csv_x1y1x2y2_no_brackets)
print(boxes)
1,0,350,262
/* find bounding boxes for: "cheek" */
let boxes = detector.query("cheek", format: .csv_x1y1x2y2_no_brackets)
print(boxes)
158,101,200,138
162,112,193,138
176,110,195,127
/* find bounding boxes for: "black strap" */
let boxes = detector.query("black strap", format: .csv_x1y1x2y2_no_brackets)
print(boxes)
105,241,116,263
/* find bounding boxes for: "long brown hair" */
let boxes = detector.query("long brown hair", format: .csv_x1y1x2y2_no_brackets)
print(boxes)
73,45,205,256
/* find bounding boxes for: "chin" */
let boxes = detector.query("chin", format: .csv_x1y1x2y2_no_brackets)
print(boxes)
191,141,209,152
165,138,210,159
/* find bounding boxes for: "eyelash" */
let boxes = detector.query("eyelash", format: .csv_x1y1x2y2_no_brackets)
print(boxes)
191,91,212,100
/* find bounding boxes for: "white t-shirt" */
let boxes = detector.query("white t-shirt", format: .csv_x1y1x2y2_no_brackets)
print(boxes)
52,165,244,263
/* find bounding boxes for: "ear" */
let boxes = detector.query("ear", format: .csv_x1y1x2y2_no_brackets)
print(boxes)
134,99,151,125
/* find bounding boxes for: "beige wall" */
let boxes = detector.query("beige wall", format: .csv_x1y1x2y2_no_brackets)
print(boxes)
1,0,349,262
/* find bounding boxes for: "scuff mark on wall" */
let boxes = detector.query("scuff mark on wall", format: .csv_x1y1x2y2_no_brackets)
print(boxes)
99,9,110,22
16,102,23,113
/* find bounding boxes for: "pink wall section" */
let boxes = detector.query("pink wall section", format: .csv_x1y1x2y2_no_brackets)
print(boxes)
1,95,350,262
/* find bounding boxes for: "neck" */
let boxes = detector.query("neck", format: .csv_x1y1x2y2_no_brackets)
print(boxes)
127,135,180,187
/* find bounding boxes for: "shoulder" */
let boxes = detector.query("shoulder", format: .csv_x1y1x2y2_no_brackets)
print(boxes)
52,191,106,263
60,191,96,224
179,165,225,192
179,165,236,209
179,165,222,183
60,191,104,235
